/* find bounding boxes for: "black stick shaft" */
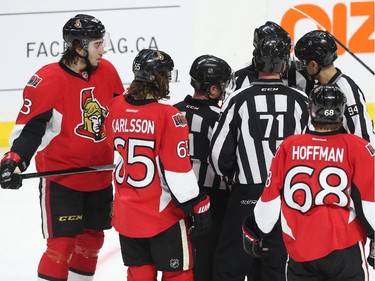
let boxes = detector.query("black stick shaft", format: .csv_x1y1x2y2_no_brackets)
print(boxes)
332,36,375,75
20,164,115,179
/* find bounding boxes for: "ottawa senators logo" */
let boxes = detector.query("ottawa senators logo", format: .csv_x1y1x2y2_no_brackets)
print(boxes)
366,143,375,156
75,87,107,142
74,19,82,28
156,51,164,60
172,113,187,127
26,74,42,88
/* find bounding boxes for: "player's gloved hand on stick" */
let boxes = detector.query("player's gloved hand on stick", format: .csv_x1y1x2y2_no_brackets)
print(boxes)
0,152,28,190
189,193,211,237
368,239,374,269
242,214,269,257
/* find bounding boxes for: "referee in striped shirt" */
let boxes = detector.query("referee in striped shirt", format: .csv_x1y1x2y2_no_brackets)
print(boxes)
209,30,309,281
294,30,375,147
226,22,314,110
174,55,233,281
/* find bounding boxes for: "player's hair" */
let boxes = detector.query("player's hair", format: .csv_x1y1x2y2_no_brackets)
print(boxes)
61,40,83,66
127,72,170,101
312,122,343,131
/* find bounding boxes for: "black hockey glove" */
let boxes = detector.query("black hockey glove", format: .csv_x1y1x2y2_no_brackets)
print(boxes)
368,239,374,269
242,214,269,257
0,152,28,190
189,193,212,238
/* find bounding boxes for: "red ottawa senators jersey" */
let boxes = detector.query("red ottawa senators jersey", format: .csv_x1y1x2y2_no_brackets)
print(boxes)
10,59,124,191
254,130,375,262
105,95,200,238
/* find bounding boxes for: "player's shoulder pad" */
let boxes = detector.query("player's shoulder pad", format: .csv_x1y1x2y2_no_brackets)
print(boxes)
26,62,61,88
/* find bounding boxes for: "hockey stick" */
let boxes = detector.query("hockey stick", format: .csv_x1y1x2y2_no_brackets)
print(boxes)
20,164,115,179
290,6,375,76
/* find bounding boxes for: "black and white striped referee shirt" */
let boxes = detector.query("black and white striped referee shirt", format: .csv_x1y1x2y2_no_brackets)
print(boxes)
234,62,315,92
174,95,227,190
209,79,309,185
325,68,375,146
224,62,314,111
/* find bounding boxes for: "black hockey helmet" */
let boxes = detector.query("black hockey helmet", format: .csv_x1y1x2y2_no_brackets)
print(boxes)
253,36,291,73
63,14,106,49
294,30,338,68
189,55,233,93
308,85,347,124
253,21,291,49
132,49,176,83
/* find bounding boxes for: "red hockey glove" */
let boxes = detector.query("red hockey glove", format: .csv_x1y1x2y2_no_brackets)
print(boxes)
189,193,211,237
368,239,374,269
242,214,269,257
0,152,28,190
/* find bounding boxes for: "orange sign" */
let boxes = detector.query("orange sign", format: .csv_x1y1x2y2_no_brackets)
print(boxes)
281,2,374,55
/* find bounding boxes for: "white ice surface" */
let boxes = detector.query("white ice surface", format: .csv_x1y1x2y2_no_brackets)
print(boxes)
0,149,128,280
0,148,373,280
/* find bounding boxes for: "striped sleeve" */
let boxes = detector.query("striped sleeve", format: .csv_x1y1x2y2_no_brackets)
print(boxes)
336,75,375,146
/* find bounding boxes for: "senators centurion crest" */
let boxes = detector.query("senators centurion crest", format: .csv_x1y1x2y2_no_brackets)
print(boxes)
75,87,107,142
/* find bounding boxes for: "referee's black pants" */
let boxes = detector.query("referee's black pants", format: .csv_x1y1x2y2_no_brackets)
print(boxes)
192,186,230,281
212,183,287,281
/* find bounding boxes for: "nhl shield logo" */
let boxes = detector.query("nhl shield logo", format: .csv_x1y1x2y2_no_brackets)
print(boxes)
170,259,179,269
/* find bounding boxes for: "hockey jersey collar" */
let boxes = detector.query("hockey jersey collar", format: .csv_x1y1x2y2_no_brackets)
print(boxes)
59,60,92,81
183,95,220,106
327,68,343,85
308,126,347,137
125,95,158,106
251,79,284,86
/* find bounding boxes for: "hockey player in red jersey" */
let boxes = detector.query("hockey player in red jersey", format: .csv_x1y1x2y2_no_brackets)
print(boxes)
104,49,211,281
0,14,124,281
242,85,374,280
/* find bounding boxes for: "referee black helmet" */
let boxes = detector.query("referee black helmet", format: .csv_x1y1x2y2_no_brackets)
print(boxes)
294,30,338,68
253,36,291,73
253,21,291,49
190,55,233,93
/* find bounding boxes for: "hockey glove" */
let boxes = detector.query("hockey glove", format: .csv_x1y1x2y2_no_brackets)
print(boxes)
242,214,269,257
368,239,374,269
189,193,212,238
0,152,28,190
